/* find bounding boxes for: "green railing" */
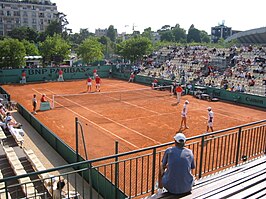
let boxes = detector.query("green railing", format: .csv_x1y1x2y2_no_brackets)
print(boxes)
0,117,265,198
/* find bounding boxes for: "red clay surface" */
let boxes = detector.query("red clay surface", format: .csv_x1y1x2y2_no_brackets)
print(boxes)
3,79,265,159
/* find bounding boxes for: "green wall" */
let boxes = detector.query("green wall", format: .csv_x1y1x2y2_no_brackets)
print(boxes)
207,87,266,109
0,66,111,84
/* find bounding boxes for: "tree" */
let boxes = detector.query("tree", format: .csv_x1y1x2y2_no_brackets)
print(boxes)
98,36,115,58
171,24,187,43
0,38,26,68
8,27,39,43
45,20,63,37
142,27,152,40
116,36,153,62
45,12,70,39
200,30,210,43
39,34,70,65
159,25,171,32
77,37,104,64
106,25,117,42
21,40,39,56
160,30,175,42
187,24,201,43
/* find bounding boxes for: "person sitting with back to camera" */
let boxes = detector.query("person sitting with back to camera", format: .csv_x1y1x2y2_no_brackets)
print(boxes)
159,133,195,197
53,179,66,199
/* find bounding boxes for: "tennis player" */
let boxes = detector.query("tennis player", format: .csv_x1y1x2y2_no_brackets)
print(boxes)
87,76,92,92
95,75,101,92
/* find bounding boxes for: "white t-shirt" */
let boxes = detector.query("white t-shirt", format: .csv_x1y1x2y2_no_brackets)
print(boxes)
208,111,214,122
182,103,188,116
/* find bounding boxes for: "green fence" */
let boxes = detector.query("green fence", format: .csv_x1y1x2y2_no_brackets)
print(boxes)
16,103,126,199
0,66,111,84
206,87,266,109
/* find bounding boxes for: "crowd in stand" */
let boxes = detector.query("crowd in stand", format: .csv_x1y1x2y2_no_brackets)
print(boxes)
137,45,266,96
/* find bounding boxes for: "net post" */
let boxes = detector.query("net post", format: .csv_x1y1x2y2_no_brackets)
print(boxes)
51,94,55,109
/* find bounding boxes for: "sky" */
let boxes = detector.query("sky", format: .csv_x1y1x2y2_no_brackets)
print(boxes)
52,0,265,35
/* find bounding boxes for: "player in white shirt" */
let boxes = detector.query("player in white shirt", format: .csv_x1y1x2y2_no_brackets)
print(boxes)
207,107,214,132
180,100,189,129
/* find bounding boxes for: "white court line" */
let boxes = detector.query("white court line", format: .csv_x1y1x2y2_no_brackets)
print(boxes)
120,112,177,122
32,88,139,149
44,88,161,145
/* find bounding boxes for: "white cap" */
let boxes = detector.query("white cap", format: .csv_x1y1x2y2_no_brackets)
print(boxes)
207,107,212,110
174,133,186,143
185,100,189,104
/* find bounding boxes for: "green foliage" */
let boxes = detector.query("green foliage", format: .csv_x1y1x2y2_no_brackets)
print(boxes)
21,40,39,56
0,38,26,68
97,36,115,58
171,24,187,43
77,37,104,64
142,27,152,40
39,34,71,65
116,36,153,62
106,25,117,42
200,30,210,43
45,20,63,37
160,30,175,42
7,27,39,43
187,24,201,43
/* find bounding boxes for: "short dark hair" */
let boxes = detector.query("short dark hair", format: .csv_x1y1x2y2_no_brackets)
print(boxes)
56,180,65,190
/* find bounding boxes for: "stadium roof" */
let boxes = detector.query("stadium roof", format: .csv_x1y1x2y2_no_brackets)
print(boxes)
225,27,266,44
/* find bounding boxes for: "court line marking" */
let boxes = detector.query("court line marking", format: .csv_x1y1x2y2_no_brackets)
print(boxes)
119,111,177,122
44,88,161,145
32,88,139,149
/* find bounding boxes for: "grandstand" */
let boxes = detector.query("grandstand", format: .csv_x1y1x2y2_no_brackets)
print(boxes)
225,27,266,44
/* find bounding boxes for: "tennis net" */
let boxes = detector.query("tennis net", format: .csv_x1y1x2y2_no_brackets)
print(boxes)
52,85,173,109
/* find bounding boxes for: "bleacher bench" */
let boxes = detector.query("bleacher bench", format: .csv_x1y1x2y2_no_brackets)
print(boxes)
148,157,266,199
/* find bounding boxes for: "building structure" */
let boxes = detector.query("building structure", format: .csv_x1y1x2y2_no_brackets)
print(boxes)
0,0,58,36
211,23,233,43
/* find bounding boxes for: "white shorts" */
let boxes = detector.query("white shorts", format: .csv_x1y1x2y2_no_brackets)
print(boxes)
96,83,100,87
181,113,187,117
87,82,92,86
207,122,213,127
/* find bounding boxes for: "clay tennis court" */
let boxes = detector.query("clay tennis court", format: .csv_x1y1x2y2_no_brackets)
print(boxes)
2,79,265,159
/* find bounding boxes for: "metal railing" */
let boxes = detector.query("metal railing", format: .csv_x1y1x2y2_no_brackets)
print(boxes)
0,120,265,199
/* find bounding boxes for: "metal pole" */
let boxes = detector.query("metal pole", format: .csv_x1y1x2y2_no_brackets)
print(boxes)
75,117,79,163
235,127,242,166
151,148,156,194
198,135,205,179
115,141,119,199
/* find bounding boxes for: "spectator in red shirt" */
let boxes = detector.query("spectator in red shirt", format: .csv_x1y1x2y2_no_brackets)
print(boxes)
41,94,47,102
128,73,135,83
152,79,158,89
58,69,64,82
95,75,101,92
21,70,26,84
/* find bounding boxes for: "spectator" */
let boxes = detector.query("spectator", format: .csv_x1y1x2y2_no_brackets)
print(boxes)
152,79,158,89
53,180,66,199
57,69,64,82
41,94,47,102
128,73,135,83
159,133,195,196
21,70,26,84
